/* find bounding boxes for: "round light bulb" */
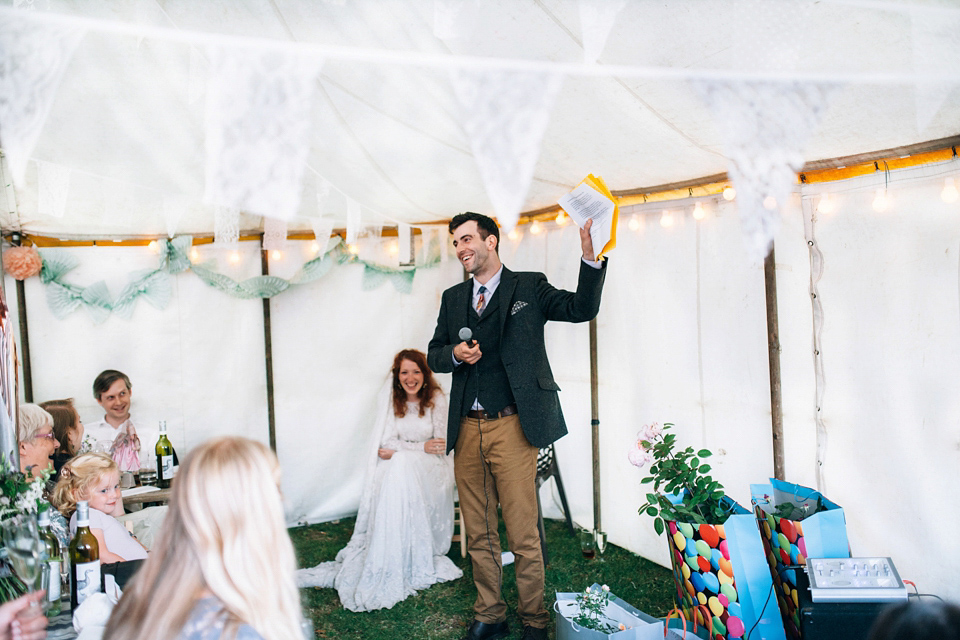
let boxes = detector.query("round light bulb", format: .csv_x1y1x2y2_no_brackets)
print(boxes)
763,195,778,210
628,214,641,231
508,228,522,241
872,188,890,212
555,212,569,226
309,241,320,254
722,186,736,201
229,251,240,264
692,202,706,221
148,240,159,253
387,240,398,255
817,193,835,214
660,210,674,228
530,221,543,235
348,243,359,255
271,250,282,261
189,247,200,262
942,178,959,203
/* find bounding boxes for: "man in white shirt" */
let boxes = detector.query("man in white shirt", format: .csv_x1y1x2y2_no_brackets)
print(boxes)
85,369,155,469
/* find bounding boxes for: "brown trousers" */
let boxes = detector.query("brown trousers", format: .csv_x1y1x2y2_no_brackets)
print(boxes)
454,414,548,628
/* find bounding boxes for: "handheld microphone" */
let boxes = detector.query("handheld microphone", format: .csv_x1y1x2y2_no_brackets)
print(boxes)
458,327,475,348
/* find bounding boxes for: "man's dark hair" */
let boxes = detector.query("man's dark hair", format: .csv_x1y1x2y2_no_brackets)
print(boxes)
93,369,132,401
448,212,500,253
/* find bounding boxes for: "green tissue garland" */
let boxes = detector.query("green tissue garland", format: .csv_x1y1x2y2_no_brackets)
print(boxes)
36,236,439,322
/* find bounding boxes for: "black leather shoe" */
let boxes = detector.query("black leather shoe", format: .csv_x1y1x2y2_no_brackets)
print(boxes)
462,619,509,640
521,625,549,640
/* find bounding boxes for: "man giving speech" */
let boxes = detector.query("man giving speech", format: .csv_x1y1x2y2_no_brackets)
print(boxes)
428,212,607,640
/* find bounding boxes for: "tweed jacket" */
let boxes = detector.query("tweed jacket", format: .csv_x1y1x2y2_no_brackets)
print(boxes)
428,260,606,452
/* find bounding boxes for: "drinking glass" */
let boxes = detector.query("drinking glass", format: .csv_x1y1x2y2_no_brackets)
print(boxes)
579,529,596,559
595,530,608,562
1,515,46,613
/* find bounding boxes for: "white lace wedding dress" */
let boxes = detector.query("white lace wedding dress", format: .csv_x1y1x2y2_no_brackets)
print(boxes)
296,392,462,611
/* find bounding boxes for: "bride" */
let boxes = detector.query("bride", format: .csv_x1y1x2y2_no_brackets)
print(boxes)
297,349,463,611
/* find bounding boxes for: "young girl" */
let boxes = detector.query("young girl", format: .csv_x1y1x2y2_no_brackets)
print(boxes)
104,437,304,640
51,453,147,564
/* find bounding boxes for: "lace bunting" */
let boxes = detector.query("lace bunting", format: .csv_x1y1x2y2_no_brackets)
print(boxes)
578,0,627,63
262,216,287,252
213,205,240,248
0,13,86,186
204,44,322,220
345,197,361,243
36,160,71,218
695,79,837,262
309,217,335,255
451,69,562,231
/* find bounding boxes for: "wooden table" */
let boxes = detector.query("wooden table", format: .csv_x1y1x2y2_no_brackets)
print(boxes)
121,487,172,507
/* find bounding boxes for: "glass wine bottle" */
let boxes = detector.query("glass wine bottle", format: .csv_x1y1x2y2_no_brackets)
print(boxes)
155,421,179,489
37,509,62,615
69,501,101,610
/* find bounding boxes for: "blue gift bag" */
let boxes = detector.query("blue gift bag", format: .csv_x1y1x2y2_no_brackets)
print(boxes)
750,479,849,639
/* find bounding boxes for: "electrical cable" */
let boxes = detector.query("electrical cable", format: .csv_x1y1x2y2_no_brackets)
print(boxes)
745,564,800,640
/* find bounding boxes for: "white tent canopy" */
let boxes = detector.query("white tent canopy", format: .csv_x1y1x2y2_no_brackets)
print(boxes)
2,0,960,604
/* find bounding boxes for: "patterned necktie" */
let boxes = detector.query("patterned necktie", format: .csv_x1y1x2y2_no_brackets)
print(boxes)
476,285,487,314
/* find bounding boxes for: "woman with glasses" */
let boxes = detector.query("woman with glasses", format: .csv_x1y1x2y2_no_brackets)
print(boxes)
17,404,58,479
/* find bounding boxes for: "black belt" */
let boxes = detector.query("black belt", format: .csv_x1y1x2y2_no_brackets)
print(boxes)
466,404,518,420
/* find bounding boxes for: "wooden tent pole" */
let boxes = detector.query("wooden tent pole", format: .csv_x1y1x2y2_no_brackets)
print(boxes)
9,234,33,403
260,244,277,452
764,245,785,480
589,317,601,532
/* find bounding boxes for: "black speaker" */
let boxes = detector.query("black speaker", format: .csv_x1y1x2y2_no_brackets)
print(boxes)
795,567,890,640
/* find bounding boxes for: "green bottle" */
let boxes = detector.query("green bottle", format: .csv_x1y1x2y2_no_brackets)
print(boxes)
37,509,62,615
155,421,179,489
69,501,101,610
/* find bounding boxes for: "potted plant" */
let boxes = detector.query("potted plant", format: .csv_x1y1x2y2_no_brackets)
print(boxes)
629,422,786,640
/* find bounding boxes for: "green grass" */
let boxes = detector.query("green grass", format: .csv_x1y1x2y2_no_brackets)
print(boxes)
290,517,676,639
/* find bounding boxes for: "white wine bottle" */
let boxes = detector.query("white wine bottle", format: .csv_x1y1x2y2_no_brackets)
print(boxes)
155,421,179,489
37,509,62,615
69,501,101,610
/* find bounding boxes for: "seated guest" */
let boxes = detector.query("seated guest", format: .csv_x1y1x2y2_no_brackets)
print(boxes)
39,398,84,474
50,453,147,564
104,437,305,640
86,370,148,472
17,404,57,479
868,599,960,640
18,404,71,550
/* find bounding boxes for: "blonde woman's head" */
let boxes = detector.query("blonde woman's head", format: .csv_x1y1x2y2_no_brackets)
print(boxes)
51,453,118,518
104,437,302,640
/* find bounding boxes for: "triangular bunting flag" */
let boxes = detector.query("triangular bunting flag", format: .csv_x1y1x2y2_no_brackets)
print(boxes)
0,13,85,186
451,69,563,231
204,44,322,220
695,79,837,262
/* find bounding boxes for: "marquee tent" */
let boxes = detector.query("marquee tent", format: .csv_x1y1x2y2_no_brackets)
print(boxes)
2,0,960,603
